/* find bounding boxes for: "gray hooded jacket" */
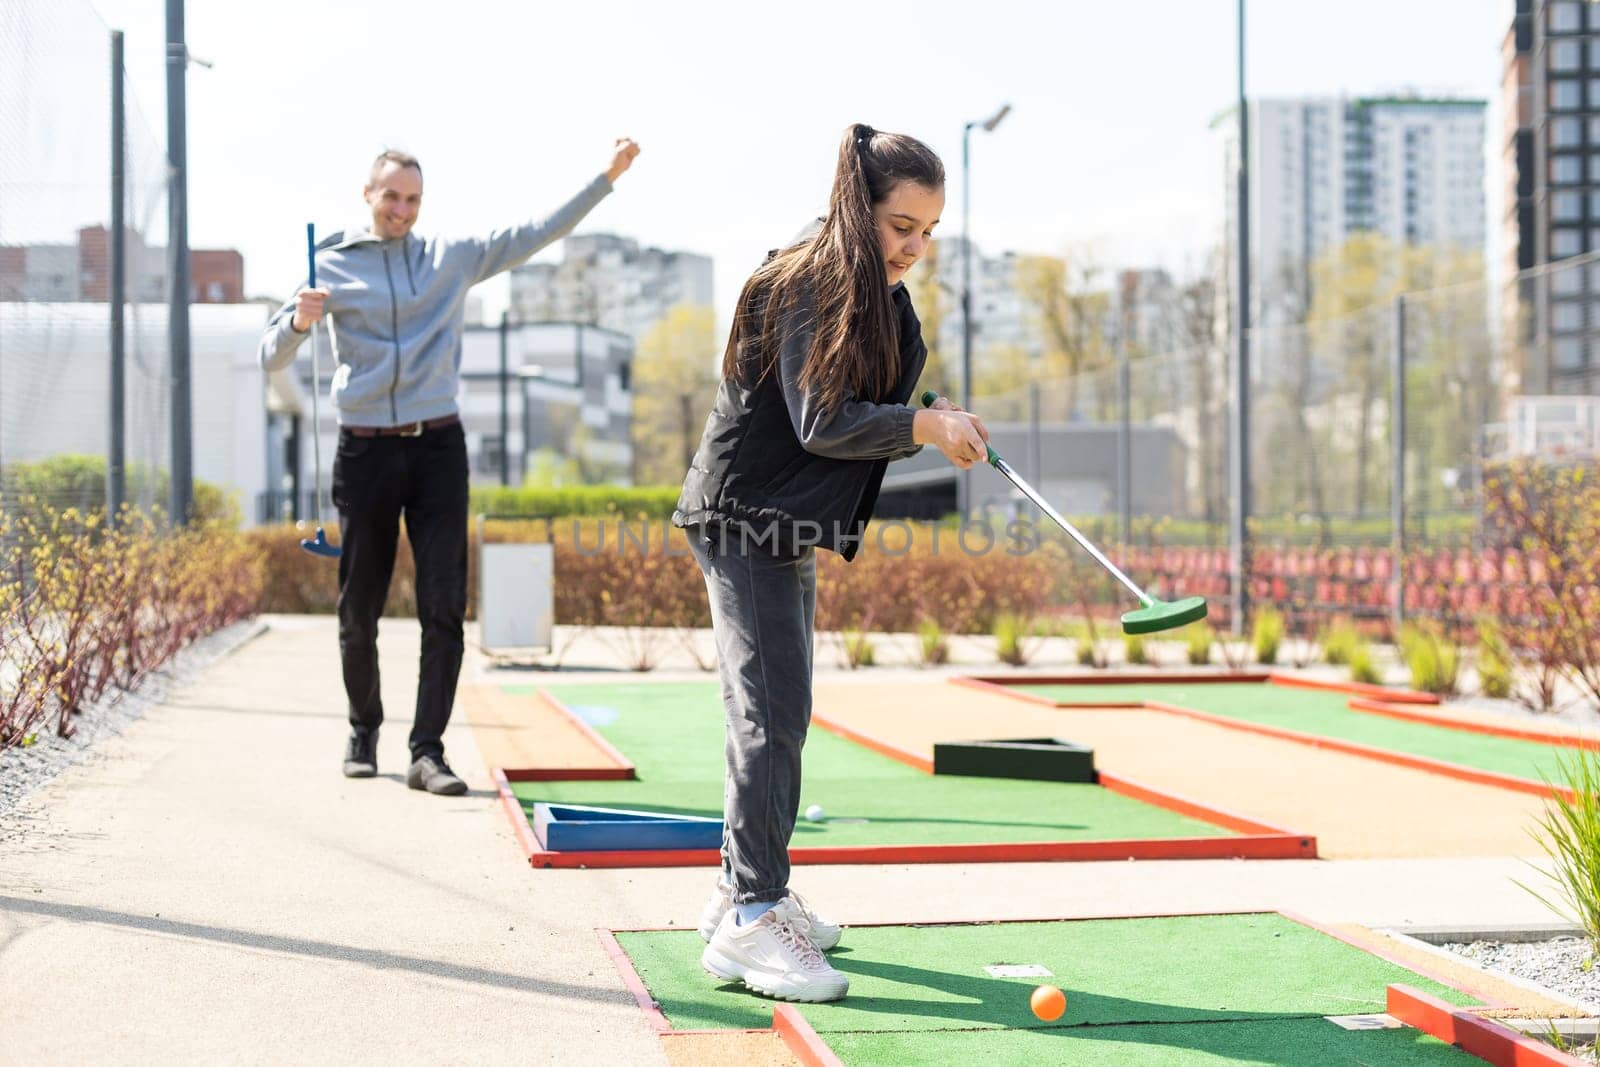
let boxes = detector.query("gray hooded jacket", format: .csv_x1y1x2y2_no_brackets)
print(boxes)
258,174,612,427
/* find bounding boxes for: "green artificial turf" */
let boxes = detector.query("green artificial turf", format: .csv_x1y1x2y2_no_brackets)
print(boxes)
824,1019,1480,1066
615,913,1479,1035
1021,681,1573,784
507,682,1231,846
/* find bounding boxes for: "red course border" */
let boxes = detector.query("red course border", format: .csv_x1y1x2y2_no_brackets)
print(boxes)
599,910,1527,1066
955,672,1580,803
492,688,1317,869
1388,984,1583,1066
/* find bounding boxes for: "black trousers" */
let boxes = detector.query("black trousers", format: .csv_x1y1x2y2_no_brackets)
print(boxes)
331,422,468,761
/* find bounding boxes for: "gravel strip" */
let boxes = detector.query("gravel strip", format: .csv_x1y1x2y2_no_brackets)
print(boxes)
1441,937,1600,1061
1443,936,1600,1009
0,618,265,826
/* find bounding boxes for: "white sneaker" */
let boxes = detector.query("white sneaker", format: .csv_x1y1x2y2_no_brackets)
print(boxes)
697,881,843,951
701,898,850,1002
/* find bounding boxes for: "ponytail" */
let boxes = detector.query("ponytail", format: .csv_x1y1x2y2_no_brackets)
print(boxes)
723,123,945,415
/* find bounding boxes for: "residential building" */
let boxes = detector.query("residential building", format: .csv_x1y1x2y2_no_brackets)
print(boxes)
0,226,244,304
1505,0,1600,393
508,233,712,342
276,320,636,517
1223,95,1487,326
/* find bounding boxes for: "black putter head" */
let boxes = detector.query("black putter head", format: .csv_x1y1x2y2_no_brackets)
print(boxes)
299,526,342,559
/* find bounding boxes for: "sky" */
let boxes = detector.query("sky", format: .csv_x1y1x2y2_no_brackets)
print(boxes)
40,0,1516,329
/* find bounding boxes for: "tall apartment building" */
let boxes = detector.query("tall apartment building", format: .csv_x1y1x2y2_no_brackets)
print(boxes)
507,233,712,341
932,237,1038,360
1505,0,1600,393
1224,95,1487,326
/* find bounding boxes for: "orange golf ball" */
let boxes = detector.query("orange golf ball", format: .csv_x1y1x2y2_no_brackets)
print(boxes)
1030,984,1066,1021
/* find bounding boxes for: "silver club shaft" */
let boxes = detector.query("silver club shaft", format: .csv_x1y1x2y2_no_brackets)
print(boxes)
990,454,1151,606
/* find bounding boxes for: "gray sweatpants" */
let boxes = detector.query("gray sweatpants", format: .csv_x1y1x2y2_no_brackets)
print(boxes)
687,527,816,905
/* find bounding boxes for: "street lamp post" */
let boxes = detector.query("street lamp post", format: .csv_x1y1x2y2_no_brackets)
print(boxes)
499,310,511,486
1231,0,1251,636
960,103,1011,518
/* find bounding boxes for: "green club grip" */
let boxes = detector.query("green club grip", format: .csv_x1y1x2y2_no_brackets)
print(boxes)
919,391,998,465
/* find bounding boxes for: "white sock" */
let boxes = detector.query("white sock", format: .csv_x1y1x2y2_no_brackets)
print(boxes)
735,900,777,925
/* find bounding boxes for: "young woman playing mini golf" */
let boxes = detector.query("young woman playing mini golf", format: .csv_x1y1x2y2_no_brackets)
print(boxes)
672,123,990,1002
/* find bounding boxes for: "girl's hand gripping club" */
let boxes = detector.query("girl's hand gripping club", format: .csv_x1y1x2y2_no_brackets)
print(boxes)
920,391,1205,634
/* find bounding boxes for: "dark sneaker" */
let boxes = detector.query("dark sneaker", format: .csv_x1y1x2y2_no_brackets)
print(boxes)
342,729,378,778
407,755,467,796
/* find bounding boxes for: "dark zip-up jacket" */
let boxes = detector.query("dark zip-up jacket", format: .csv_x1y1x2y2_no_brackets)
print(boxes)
672,280,927,561
257,174,611,427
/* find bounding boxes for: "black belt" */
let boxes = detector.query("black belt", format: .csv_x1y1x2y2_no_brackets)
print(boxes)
344,415,460,438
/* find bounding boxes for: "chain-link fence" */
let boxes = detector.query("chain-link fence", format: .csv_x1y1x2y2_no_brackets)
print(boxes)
961,252,1600,635
1,0,172,520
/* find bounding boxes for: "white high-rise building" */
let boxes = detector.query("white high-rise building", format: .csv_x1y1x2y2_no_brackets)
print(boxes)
508,233,712,342
1224,95,1487,324
934,238,1039,359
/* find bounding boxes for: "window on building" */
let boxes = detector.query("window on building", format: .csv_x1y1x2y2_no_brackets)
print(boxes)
1554,226,1584,257
1554,190,1583,221
1554,266,1585,296
617,361,630,392
1551,1,1583,33
1554,337,1587,369
1553,117,1583,147
1552,79,1583,110
207,282,224,302
1553,38,1583,70
1590,38,1600,68
477,435,505,475
1553,300,1584,333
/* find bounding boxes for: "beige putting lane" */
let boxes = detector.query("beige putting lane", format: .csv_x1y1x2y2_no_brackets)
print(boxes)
813,679,1551,860
462,684,622,770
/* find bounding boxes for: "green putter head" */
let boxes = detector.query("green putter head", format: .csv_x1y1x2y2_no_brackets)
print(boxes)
1121,595,1209,635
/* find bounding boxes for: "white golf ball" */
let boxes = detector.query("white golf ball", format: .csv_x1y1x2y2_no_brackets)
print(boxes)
805,804,825,822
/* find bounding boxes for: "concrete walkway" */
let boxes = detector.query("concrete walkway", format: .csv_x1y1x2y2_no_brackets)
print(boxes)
0,616,1579,1065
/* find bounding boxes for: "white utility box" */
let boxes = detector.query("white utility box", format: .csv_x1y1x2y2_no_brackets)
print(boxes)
478,541,554,653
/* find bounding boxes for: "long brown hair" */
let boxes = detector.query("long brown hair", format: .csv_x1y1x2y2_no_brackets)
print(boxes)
723,123,944,414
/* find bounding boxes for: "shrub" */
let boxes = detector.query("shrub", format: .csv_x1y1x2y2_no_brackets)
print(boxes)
469,484,680,520
1123,632,1148,666
841,627,876,669
993,612,1036,667
1484,460,1600,713
1398,622,1461,697
917,618,949,666
1321,619,1359,667
1520,747,1600,952
1252,606,1283,666
1349,642,1382,686
1,454,239,527
1074,619,1108,668
1184,623,1214,666
0,505,263,754
1476,617,1513,700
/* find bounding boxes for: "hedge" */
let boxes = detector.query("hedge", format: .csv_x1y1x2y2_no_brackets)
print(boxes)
0,507,264,753
468,484,680,520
